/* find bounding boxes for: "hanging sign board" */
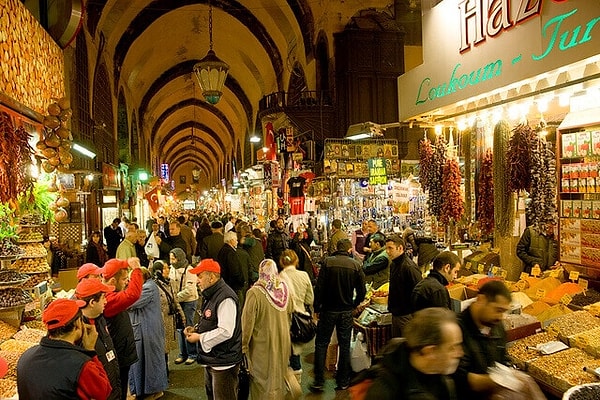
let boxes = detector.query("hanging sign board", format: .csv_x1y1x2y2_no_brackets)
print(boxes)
368,158,388,185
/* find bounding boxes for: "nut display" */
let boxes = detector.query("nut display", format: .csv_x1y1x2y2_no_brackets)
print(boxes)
0,378,17,399
18,243,46,258
0,320,17,342
0,351,19,378
22,271,49,288
0,339,35,353
16,231,43,242
507,331,558,365
0,270,29,286
566,384,600,400
529,348,600,393
22,320,45,330
0,288,33,308
12,328,45,343
12,258,49,273
546,311,600,340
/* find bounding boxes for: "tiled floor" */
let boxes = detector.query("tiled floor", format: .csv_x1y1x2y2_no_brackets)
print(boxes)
159,339,351,400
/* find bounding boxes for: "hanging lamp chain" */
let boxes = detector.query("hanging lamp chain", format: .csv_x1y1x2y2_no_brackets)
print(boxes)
208,0,213,51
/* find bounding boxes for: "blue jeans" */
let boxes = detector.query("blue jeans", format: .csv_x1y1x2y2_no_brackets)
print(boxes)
204,364,240,400
177,300,198,359
313,310,353,387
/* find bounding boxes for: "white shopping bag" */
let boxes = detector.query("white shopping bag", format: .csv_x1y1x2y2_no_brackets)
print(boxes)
350,332,371,372
145,233,160,258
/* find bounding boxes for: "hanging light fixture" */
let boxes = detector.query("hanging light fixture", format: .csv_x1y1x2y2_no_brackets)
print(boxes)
193,0,229,105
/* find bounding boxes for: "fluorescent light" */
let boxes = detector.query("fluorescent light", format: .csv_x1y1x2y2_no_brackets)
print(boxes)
72,143,96,159
250,135,261,143
346,132,372,141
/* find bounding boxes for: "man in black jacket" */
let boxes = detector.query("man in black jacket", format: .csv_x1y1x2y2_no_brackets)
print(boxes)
411,251,461,313
310,239,366,392
104,218,123,259
385,235,422,337
217,231,246,305
156,221,188,262
265,217,290,269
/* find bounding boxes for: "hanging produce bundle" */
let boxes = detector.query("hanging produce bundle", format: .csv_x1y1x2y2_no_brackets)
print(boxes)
0,112,35,205
440,157,464,224
493,120,514,237
36,97,73,174
462,128,473,223
529,136,557,231
477,149,494,236
507,123,537,193
419,137,434,191
427,135,447,218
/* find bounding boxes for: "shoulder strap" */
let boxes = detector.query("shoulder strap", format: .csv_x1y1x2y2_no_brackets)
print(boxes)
179,266,188,292
155,279,175,303
299,244,312,261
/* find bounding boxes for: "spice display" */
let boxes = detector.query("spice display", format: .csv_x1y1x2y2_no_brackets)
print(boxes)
418,138,434,191
440,157,464,224
572,289,600,308
477,149,494,235
12,258,50,273
0,339,35,353
507,123,537,193
524,277,561,299
523,301,551,316
565,384,600,400
493,120,514,237
12,328,45,343
0,288,33,308
0,112,35,205
529,134,558,231
0,321,17,342
18,243,47,258
0,351,19,378
542,283,584,305
0,378,16,398
536,304,573,323
546,311,600,339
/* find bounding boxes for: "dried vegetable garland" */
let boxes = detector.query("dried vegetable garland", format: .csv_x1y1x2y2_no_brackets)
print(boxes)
477,149,495,235
427,135,447,218
462,128,472,222
418,137,434,191
529,136,557,231
440,157,464,224
507,124,537,193
493,120,514,237
0,112,34,205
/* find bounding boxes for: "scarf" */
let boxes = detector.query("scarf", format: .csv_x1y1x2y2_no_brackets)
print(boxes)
254,259,289,310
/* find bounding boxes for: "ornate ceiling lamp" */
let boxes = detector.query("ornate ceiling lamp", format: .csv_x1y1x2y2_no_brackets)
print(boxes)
193,0,229,105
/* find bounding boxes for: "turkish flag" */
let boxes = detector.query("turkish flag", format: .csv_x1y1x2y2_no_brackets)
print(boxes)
265,122,277,161
145,187,160,213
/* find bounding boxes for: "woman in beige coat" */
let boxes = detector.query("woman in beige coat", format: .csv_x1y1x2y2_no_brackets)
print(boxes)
279,249,314,382
242,259,293,399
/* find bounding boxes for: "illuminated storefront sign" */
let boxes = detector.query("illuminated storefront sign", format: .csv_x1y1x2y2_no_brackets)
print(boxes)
368,158,388,185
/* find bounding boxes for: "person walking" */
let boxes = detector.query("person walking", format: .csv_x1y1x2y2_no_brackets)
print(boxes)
217,231,246,305
266,217,290,269
184,259,243,400
242,259,293,399
327,219,348,256
200,221,225,260
127,268,168,400
310,239,366,392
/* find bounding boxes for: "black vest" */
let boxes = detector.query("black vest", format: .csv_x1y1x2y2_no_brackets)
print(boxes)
196,279,242,367
106,310,138,367
17,337,96,399
85,315,121,399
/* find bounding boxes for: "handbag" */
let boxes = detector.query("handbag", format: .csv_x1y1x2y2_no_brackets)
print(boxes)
290,308,316,344
299,244,320,279
238,355,250,400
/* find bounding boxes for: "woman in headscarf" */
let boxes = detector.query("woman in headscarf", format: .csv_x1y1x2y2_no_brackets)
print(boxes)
279,249,314,383
168,247,198,365
127,267,168,400
242,259,294,399
151,260,185,373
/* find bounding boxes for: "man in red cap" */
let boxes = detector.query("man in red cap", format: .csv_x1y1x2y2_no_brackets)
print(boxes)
101,257,143,400
77,262,102,281
17,298,112,399
184,259,242,400
76,278,121,400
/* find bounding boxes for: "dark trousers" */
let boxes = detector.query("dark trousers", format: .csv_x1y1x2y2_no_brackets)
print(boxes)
204,363,240,400
119,366,130,400
313,310,353,387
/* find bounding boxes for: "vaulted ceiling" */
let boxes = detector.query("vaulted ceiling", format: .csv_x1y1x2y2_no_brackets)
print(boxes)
82,0,396,185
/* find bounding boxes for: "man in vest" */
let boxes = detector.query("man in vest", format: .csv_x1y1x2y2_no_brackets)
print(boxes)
516,222,558,273
17,298,112,399
185,259,242,400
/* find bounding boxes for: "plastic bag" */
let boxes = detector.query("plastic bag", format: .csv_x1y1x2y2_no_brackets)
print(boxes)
350,332,371,372
145,232,160,258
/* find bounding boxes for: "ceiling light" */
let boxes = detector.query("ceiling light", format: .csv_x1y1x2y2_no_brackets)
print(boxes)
72,143,96,159
193,0,229,105
250,135,261,143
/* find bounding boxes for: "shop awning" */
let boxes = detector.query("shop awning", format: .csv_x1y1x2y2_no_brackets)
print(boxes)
558,108,600,131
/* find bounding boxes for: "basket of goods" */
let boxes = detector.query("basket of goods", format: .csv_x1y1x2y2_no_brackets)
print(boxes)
0,271,29,288
0,288,33,308
563,383,600,400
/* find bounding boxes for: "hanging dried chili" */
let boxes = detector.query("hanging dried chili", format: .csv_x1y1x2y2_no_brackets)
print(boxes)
477,149,494,235
419,137,433,191
427,135,447,218
507,123,537,193
440,157,464,224
0,112,34,204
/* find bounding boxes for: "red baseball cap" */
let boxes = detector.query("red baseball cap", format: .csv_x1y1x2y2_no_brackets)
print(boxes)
189,259,221,274
75,278,115,299
77,263,102,280
101,259,129,279
42,298,86,330
0,357,7,379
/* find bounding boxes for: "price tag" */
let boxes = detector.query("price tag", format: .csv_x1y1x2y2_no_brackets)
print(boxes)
520,272,530,281
536,289,546,299
500,270,508,279
579,278,589,290
531,266,542,277
478,264,484,274
465,261,472,271
560,293,573,305
492,266,499,275
516,281,527,291
569,271,580,282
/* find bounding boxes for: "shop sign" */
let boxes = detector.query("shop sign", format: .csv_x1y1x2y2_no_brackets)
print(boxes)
160,163,170,182
368,158,388,185
398,0,600,120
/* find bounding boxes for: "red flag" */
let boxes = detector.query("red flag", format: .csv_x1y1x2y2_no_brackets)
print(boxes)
145,187,160,213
